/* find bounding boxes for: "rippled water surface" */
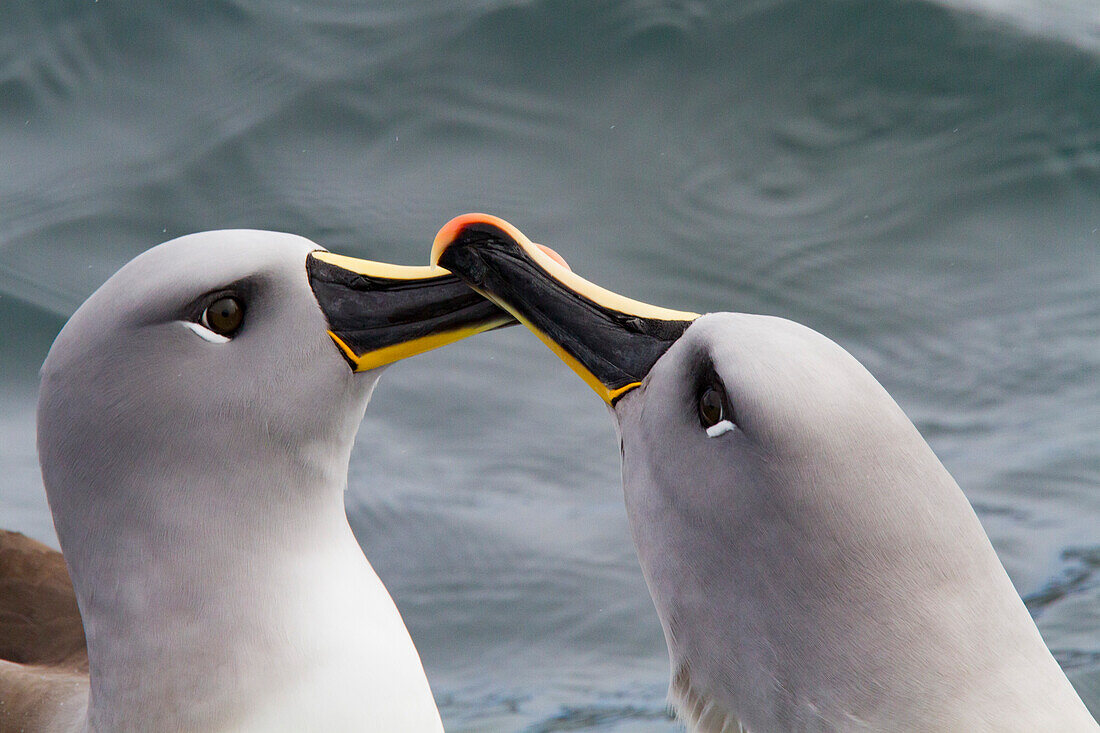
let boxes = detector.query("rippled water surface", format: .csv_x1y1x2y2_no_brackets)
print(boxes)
2,1,1098,729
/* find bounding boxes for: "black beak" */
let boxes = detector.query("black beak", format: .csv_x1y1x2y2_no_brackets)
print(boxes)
429,214,698,404
307,250,514,371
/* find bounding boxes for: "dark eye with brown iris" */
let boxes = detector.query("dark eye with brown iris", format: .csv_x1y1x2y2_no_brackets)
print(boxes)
697,380,731,429
201,296,244,336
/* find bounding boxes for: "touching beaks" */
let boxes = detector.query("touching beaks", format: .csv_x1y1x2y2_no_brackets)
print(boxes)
430,213,699,404
307,250,515,371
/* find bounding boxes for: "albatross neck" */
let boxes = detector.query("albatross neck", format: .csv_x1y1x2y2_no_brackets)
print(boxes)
54,422,441,731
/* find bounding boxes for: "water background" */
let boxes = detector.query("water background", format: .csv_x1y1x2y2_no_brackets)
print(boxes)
2,1,1098,729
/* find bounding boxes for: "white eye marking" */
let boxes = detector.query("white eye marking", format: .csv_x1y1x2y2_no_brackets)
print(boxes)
185,321,230,344
706,419,735,438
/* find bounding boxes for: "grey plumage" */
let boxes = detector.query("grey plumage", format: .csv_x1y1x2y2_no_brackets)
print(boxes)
616,313,1098,731
5,231,445,732
430,214,1100,733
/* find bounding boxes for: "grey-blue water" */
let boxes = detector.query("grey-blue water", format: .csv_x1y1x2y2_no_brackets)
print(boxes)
2,1,1098,729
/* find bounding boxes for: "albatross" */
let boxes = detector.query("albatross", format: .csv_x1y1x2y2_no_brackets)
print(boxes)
431,214,1100,732
0,229,514,732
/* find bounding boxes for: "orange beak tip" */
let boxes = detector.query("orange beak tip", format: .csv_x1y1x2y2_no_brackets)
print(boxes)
431,213,498,265
535,243,571,271
431,213,572,272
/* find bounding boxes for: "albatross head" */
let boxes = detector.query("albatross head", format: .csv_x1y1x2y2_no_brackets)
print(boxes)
36,229,507,731
431,214,1098,733
41,232,373,524
40,229,510,569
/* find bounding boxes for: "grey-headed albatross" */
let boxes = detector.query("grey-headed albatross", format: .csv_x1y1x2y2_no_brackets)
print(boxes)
0,229,513,732
432,214,1099,733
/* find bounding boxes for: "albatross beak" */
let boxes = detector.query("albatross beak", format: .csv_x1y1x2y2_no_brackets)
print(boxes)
307,251,515,371
430,214,699,404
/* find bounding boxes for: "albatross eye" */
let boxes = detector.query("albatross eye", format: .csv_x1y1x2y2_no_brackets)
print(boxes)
698,385,726,427
201,296,244,336
697,377,736,437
